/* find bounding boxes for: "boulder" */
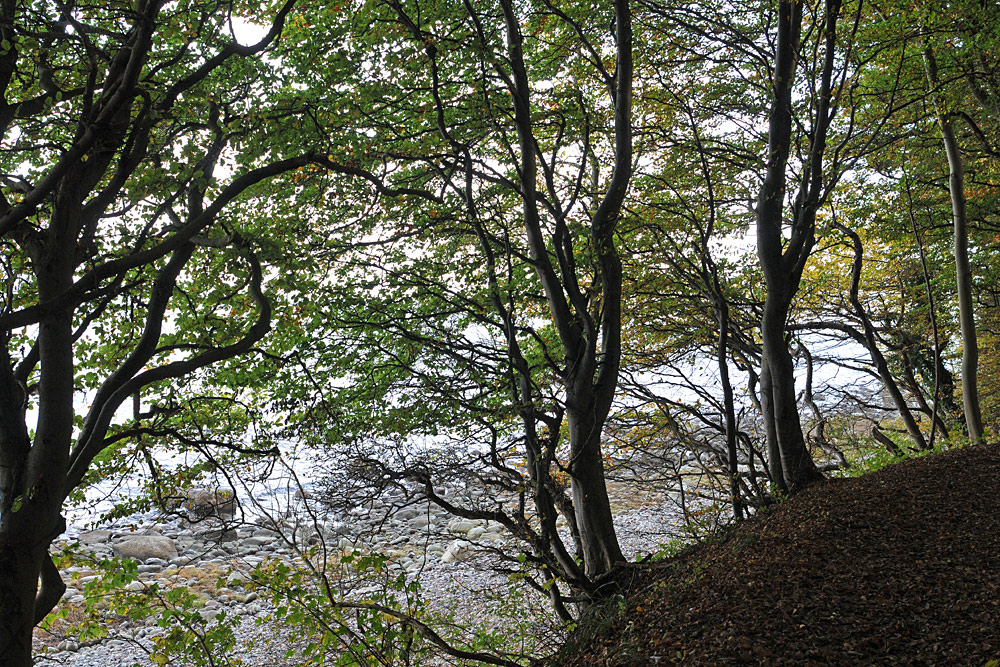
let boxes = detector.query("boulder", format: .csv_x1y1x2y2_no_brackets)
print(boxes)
179,487,237,519
200,527,238,544
77,529,114,544
112,536,177,562
441,539,473,564
447,519,477,535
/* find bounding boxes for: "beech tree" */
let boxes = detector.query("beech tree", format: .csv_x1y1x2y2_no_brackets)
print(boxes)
259,0,635,608
0,1,349,662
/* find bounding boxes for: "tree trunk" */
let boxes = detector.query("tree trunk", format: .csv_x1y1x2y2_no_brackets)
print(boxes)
941,119,985,444
923,45,985,444
751,365,785,491
717,299,743,520
567,407,624,581
761,294,823,490
0,538,38,667
0,501,64,666
754,0,831,492
499,0,632,584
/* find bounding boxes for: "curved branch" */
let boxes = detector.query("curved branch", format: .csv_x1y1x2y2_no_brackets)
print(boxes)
65,246,272,492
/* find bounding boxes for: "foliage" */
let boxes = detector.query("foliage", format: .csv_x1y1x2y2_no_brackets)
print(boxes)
836,434,964,478
0,0,997,662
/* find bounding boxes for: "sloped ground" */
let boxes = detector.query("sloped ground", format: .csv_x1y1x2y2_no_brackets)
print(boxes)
552,444,1000,666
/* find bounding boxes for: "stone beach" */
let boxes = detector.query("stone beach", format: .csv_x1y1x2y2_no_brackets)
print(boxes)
33,477,702,666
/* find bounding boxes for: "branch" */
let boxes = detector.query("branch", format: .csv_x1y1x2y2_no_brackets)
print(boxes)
65,247,272,491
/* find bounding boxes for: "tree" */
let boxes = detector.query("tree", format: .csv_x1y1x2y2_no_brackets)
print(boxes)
922,42,986,444
0,1,346,662
258,0,635,610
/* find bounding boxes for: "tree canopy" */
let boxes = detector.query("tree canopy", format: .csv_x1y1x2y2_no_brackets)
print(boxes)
0,0,997,664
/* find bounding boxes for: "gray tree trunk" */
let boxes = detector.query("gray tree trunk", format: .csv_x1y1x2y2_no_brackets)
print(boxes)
923,45,985,445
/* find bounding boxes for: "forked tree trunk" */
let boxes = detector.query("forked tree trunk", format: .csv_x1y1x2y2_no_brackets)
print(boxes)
499,0,632,583
567,407,624,579
761,291,823,490
755,0,842,491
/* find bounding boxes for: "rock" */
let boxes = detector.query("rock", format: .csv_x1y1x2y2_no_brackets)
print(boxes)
112,536,177,562
441,540,473,563
77,529,114,544
447,519,476,535
466,526,486,540
176,487,237,519
201,528,238,544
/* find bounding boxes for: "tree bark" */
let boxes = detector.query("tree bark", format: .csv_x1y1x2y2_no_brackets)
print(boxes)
0,535,40,667
941,120,985,444
567,406,624,579
923,45,985,445
755,0,843,491
717,299,744,520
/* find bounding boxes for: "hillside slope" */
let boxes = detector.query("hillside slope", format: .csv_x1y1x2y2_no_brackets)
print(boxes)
553,444,1000,666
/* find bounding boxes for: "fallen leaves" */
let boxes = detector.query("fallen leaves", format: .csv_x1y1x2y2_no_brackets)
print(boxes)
553,444,1000,666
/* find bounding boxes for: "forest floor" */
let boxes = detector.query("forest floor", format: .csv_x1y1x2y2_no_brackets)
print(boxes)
551,443,1000,666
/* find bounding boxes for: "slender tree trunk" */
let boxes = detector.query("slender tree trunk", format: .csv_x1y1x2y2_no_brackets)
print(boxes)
716,300,743,520
940,120,985,444
797,344,848,468
904,179,948,446
923,45,985,444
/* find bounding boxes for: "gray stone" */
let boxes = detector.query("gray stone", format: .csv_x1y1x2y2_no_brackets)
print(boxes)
441,540,473,563
176,487,237,519
77,530,114,544
447,520,476,535
112,535,177,562
201,528,238,543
